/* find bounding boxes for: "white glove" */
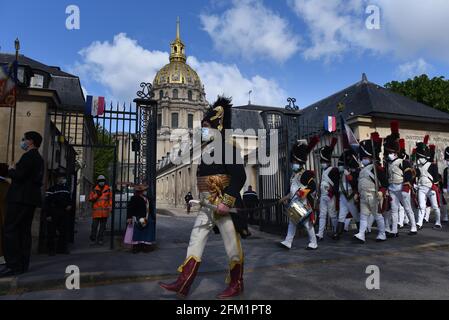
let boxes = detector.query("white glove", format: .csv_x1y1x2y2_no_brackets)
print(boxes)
444,188,448,194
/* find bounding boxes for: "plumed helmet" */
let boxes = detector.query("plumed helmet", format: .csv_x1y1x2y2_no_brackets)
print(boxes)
399,139,409,160
202,96,232,132
416,135,430,160
359,132,382,161
383,121,400,154
291,136,320,164
319,137,338,163
338,149,359,169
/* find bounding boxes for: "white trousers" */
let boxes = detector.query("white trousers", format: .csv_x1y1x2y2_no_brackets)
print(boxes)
317,194,337,238
338,196,360,223
387,190,417,233
186,193,243,264
354,191,386,241
398,205,410,226
282,219,318,249
417,186,441,227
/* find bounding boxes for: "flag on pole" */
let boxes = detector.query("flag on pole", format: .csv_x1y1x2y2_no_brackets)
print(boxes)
340,115,359,152
85,95,105,116
0,62,17,108
324,116,337,132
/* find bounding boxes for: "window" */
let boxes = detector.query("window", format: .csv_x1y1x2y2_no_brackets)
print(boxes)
157,114,162,130
171,113,179,129
188,90,193,101
159,90,163,100
173,89,178,99
188,114,194,129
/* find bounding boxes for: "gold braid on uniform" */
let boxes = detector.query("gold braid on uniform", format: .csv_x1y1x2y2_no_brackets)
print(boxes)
206,175,226,205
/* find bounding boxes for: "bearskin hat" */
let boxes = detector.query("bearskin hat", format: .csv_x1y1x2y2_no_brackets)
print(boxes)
383,121,400,154
416,135,430,160
445,147,449,161
202,96,232,131
359,132,382,160
319,137,338,163
291,136,320,164
338,149,359,169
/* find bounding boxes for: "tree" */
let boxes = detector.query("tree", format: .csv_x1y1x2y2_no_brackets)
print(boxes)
93,125,115,182
385,75,449,113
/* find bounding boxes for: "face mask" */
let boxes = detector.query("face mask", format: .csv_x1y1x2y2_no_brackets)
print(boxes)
20,140,29,151
98,182,105,187
58,178,67,185
201,128,211,141
338,166,345,173
321,163,329,170
388,153,397,161
292,163,301,172
361,159,371,167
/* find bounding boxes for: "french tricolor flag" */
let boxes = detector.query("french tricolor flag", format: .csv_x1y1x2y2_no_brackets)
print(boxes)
324,116,337,133
85,95,105,116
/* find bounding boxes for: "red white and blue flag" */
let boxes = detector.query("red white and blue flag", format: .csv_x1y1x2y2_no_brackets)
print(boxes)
85,95,105,116
324,116,337,133
340,115,360,153
0,62,17,108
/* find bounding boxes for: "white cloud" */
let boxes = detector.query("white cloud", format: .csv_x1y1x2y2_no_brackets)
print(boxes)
73,33,286,106
72,33,168,102
396,59,433,79
188,57,287,106
200,0,301,62
289,0,449,64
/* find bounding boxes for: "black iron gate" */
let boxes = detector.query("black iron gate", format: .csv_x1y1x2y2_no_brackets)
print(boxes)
42,99,144,250
254,99,344,234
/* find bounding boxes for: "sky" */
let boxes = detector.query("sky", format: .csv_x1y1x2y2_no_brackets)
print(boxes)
1,0,449,108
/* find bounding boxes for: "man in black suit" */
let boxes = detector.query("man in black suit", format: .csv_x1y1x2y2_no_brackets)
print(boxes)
0,131,44,277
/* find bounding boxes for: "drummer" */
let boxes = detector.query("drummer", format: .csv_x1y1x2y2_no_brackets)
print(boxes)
279,137,320,250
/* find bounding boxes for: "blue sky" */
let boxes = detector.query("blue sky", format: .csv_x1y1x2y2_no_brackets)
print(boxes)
1,0,449,108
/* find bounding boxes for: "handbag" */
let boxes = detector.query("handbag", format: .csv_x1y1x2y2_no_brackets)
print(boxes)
124,223,134,245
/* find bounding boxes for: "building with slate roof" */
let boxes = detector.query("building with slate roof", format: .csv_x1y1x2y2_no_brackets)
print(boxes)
0,53,95,246
300,73,449,172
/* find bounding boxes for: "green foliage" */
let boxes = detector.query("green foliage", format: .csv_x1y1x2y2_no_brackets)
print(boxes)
93,125,115,182
385,74,449,113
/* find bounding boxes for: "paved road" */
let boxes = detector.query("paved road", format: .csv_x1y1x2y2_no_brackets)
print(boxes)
1,213,449,300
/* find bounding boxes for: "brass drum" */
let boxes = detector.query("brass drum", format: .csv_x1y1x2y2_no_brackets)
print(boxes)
286,200,312,225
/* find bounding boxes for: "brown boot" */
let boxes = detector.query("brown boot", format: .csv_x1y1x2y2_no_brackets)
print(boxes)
159,256,200,297
217,262,244,299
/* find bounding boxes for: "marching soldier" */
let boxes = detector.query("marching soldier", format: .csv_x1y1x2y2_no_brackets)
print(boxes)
316,138,340,241
442,147,449,223
354,133,389,243
333,147,360,240
279,136,320,250
415,136,442,230
383,122,418,237
159,97,247,299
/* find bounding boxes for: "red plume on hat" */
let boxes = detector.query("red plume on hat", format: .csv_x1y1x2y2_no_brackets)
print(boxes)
307,136,320,153
399,139,406,150
370,132,382,144
423,135,430,145
390,121,400,140
330,137,338,150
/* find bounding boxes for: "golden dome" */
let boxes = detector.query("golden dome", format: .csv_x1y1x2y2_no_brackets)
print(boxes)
153,18,202,88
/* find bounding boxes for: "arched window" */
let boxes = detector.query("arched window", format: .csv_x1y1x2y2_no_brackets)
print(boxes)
188,90,193,101
159,90,163,100
173,89,178,99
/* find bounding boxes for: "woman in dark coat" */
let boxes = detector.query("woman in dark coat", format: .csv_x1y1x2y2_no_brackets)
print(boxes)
126,185,154,253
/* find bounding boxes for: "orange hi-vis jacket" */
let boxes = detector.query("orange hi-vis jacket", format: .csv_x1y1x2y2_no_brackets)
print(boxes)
89,184,113,218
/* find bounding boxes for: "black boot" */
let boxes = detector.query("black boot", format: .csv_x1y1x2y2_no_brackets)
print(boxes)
332,222,345,240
